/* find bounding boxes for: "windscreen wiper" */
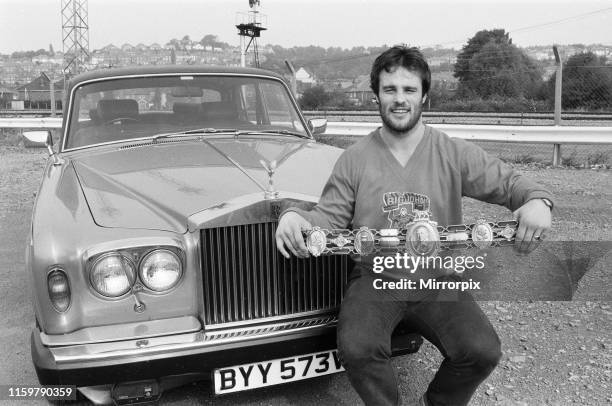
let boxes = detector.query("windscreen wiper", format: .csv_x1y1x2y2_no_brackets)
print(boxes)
237,129,310,138
151,128,239,142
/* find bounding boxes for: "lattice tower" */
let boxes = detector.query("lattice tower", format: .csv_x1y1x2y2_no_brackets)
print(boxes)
61,0,90,77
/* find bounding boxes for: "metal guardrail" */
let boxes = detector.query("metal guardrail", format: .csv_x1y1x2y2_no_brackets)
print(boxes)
324,122,612,166
2,117,611,165
0,117,62,128
3,109,612,121
325,122,612,144
1,118,611,144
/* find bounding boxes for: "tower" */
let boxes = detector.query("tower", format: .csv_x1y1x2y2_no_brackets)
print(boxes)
61,0,90,77
236,0,267,68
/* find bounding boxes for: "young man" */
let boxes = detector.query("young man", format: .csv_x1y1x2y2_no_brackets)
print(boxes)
275,46,553,405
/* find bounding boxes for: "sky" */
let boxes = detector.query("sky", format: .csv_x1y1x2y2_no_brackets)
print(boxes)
1,0,611,54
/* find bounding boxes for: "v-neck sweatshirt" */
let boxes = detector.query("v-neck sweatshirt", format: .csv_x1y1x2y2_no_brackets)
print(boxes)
287,125,553,268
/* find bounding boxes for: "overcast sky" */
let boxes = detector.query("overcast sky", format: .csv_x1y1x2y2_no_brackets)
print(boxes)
1,0,611,54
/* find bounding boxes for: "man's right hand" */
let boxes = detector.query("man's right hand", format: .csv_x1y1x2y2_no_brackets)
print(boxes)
275,211,312,259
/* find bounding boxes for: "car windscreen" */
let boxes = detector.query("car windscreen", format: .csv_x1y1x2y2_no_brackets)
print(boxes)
64,74,309,149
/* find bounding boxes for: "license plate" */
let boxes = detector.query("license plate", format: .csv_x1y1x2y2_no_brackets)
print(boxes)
213,349,345,394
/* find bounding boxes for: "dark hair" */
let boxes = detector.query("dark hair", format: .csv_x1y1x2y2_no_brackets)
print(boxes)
370,45,431,96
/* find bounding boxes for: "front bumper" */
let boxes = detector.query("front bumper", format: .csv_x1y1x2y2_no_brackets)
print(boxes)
32,315,422,388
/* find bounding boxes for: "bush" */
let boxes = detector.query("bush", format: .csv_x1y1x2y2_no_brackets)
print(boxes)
562,151,583,168
586,151,610,166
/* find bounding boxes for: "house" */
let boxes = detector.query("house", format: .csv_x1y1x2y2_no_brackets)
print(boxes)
15,72,64,109
344,74,373,106
0,87,19,109
295,67,315,85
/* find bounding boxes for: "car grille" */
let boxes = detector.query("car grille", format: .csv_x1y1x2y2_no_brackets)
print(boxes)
201,222,348,325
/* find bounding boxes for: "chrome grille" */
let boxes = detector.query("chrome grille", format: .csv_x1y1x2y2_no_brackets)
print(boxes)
201,222,348,325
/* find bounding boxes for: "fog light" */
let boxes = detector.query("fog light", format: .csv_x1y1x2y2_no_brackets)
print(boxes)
47,269,71,312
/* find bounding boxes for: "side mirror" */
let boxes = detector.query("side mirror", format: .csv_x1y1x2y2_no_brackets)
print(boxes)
23,130,52,149
23,130,61,165
308,118,327,135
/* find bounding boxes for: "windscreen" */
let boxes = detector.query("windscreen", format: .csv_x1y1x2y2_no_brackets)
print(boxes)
64,74,308,149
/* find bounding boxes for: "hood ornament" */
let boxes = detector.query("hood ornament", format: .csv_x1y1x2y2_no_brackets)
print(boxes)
260,159,279,199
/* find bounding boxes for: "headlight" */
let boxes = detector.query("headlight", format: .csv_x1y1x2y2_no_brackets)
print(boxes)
139,249,182,292
90,253,135,297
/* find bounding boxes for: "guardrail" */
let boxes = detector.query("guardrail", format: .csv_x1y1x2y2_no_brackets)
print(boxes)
4,109,612,122
325,122,612,144
2,118,611,166
324,123,612,166
0,117,62,128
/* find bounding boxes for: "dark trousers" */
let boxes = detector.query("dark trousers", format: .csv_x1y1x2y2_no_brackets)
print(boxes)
337,275,502,406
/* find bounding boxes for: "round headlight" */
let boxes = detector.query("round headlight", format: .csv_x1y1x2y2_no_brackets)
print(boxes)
90,253,135,297
139,249,182,292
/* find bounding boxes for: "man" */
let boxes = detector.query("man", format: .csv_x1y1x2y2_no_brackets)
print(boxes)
276,46,553,405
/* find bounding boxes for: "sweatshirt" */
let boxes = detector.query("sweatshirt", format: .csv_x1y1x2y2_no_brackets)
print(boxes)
286,125,553,276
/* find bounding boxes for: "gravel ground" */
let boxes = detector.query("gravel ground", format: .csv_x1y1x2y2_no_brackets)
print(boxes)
0,144,610,406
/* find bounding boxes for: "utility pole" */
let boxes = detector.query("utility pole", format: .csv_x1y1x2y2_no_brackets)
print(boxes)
552,45,563,166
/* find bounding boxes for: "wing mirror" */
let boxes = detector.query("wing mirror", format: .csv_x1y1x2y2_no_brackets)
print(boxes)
23,130,61,165
308,118,327,135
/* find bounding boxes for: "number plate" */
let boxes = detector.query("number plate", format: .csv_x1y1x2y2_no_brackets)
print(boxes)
213,350,345,394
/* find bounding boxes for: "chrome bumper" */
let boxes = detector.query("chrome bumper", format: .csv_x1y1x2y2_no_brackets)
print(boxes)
38,315,338,368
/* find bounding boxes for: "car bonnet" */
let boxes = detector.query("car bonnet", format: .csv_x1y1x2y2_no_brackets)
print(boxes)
70,137,341,233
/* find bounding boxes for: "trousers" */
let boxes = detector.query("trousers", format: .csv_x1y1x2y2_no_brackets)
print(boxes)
337,274,502,406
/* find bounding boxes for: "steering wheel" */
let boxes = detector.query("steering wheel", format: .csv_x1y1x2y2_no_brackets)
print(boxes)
103,117,140,125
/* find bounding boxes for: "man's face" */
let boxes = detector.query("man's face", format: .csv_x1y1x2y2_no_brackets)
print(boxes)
376,66,426,134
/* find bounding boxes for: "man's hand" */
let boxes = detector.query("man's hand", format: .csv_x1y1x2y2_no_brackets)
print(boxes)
275,211,312,259
513,198,552,254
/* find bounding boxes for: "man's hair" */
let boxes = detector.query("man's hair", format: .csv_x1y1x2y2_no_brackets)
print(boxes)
370,45,431,97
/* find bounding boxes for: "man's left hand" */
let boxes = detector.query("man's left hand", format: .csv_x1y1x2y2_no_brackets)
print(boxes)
512,198,552,254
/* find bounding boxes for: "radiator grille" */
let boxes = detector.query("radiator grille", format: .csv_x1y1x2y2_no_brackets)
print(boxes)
201,222,348,325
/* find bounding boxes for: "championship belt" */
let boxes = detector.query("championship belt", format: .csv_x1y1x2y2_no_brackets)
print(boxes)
304,210,518,257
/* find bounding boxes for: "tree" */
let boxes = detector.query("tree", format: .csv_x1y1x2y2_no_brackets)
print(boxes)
549,52,612,110
299,86,330,110
453,29,543,99
200,34,218,48
454,29,510,84
180,35,191,51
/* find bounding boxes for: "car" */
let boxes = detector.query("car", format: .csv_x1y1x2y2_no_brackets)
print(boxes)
24,65,422,405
